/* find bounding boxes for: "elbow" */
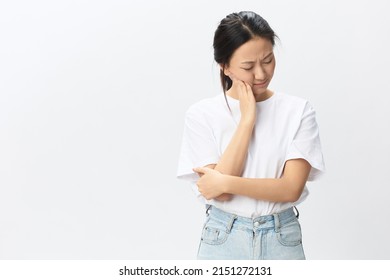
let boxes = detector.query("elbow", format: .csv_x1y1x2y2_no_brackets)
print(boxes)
215,193,233,201
283,183,305,203
278,194,299,203
285,192,301,203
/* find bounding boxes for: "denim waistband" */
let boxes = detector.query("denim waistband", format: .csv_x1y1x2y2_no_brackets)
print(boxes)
206,205,298,233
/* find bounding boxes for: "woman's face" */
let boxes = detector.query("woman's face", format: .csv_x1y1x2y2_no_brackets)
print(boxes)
223,36,276,99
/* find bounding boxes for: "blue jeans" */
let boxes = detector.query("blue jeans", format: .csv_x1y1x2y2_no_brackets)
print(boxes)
197,206,306,260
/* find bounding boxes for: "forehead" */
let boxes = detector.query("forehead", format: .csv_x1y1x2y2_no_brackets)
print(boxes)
230,37,273,62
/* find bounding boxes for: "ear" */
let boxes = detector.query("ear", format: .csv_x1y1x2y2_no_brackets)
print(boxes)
219,63,231,76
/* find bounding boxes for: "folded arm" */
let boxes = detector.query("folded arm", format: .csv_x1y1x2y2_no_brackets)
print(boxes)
198,80,256,201
194,159,311,202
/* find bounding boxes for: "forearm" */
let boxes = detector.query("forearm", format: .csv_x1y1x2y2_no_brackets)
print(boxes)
214,120,254,176
222,176,301,202
197,80,256,201
209,121,253,202
221,159,311,202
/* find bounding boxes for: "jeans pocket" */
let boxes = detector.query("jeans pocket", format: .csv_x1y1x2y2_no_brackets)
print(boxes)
276,219,302,247
200,218,229,245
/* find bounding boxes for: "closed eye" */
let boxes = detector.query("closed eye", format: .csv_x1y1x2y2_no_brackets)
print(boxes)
262,58,273,64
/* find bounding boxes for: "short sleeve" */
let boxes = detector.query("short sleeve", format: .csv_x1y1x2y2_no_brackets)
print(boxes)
176,107,220,182
285,102,325,181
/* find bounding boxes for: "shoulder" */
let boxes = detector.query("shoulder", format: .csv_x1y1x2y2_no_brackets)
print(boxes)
185,94,223,118
273,92,313,115
274,92,309,106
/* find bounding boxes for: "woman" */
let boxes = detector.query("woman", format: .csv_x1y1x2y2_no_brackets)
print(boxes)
177,11,325,260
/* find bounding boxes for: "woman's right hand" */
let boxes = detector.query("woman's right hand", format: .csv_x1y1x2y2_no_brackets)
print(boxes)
229,76,256,126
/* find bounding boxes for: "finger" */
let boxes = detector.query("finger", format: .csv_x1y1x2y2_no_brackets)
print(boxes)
236,80,246,95
193,167,206,174
229,74,244,88
244,82,252,92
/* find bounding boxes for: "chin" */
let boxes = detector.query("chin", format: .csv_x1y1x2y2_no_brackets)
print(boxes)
253,88,268,95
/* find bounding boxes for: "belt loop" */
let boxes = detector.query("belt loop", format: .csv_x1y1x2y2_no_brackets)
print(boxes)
273,213,281,233
226,214,237,233
293,206,300,219
205,204,212,216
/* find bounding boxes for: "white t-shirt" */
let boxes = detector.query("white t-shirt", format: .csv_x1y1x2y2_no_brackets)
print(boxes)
177,92,325,218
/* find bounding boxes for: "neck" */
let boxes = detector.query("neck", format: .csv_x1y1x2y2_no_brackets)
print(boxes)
254,89,273,102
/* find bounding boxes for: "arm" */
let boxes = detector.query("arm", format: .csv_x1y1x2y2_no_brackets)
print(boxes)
209,114,254,201
211,79,256,176
200,79,256,201
194,159,311,202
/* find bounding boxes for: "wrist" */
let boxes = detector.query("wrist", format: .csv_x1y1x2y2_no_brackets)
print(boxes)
222,174,233,194
238,118,255,129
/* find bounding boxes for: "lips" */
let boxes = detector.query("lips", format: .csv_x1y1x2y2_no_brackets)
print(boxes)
253,81,268,87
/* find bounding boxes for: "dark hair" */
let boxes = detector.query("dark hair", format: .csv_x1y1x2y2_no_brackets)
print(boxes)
213,11,278,93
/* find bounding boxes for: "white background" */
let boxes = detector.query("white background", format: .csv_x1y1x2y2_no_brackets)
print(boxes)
1,0,389,259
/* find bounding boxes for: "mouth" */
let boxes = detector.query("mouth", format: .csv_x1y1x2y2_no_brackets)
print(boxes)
253,81,268,87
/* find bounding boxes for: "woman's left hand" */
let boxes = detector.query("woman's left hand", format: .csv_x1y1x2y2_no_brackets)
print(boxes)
193,167,228,200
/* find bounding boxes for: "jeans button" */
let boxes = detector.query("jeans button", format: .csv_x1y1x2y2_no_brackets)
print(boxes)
254,221,260,227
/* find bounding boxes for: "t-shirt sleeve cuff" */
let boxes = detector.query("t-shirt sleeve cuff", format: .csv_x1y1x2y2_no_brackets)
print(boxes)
285,142,325,181
176,156,219,182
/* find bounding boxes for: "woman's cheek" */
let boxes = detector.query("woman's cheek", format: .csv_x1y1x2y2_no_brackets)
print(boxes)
231,70,252,85
239,73,253,85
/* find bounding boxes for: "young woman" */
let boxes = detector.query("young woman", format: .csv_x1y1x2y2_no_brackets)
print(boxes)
177,11,325,260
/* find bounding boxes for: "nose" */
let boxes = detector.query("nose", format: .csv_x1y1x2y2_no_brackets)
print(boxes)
254,65,266,81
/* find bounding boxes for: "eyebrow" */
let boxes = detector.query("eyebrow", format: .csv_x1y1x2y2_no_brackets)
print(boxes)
241,52,274,64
